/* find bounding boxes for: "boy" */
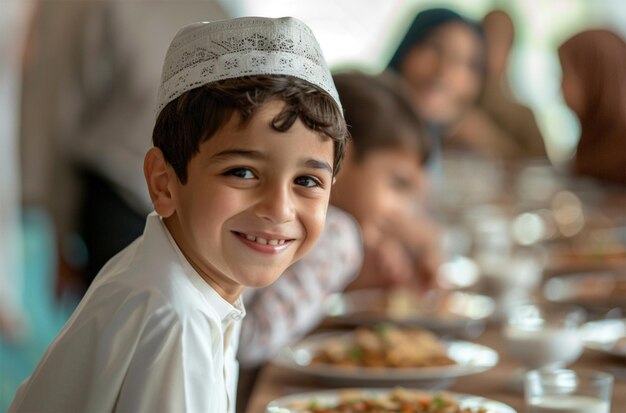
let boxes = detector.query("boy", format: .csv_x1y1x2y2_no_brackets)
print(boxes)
238,71,439,369
10,17,347,413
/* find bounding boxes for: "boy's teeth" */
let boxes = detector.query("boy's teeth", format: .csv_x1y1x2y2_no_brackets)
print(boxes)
241,233,287,246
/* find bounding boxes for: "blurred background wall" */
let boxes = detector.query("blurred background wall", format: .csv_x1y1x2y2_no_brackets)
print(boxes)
225,0,626,164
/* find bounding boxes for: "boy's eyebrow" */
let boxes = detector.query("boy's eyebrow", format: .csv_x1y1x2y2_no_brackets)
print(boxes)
303,159,333,174
211,149,332,174
211,149,266,160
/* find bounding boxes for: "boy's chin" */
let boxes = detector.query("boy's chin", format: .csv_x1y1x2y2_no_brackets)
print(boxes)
243,275,282,289
238,267,288,288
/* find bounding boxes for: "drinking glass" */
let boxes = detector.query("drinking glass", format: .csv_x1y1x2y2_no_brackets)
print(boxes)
525,369,613,413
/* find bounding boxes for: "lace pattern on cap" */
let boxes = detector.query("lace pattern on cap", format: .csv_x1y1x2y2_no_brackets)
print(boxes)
156,17,340,115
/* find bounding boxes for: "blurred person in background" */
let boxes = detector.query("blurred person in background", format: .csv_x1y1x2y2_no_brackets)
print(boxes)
450,9,546,160
20,0,228,294
387,7,486,163
558,29,626,186
332,72,441,292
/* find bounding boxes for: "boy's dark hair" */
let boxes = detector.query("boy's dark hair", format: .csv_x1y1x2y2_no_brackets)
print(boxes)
333,71,431,164
153,75,348,183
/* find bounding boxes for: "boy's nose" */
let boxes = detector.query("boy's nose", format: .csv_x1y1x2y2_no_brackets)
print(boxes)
253,183,296,223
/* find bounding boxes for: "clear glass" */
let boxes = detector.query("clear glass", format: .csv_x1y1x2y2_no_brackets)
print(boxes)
525,369,613,413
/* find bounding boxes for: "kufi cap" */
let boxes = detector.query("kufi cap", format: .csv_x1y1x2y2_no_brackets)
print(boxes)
156,16,341,115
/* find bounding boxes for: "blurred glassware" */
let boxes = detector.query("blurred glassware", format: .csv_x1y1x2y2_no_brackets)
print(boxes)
514,161,566,207
503,303,586,374
525,369,613,413
551,190,586,238
466,205,513,272
436,255,480,289
511,212,547,246
432,151,505,213
478,248,545,320
455,203,546,319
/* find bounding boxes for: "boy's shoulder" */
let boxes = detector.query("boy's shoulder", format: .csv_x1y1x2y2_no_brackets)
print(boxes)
84,214,230,328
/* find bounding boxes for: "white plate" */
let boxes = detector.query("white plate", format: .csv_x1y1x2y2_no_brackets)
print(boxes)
324,289,495,339
266,388,517,413
581,318,626,358
272,332,498,387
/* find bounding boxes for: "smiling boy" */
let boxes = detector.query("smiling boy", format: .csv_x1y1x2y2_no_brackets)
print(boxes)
10,17,347,413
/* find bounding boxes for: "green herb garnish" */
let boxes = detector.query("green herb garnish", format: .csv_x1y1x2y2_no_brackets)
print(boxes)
347,346,364,361
373,323,391,337
431,394,446,409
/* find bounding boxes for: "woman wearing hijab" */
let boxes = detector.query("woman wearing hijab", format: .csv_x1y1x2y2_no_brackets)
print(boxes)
388,7,486,156
452,9,546,160
559,29,626,185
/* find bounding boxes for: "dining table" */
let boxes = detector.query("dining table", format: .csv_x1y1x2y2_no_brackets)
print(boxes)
244,320,626,412
244,176,626,413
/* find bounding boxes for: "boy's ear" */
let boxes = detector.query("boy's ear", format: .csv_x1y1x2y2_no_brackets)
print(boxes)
144,147,177,218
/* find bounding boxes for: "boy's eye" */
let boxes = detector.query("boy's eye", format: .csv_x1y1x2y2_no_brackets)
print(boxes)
224,167,256,179
391,174,412,192
294,176,322,188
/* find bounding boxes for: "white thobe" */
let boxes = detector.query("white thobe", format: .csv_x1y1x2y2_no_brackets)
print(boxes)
9,213,245,413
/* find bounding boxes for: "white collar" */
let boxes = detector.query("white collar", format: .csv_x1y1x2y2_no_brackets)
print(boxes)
146,212,245,323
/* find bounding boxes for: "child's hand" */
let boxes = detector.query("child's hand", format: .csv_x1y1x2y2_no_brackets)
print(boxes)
349,235,440,292
348,209,443,291
347,238,414,291
381,215,442,290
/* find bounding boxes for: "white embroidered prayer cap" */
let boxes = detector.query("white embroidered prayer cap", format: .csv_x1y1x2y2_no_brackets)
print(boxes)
156,16,341,116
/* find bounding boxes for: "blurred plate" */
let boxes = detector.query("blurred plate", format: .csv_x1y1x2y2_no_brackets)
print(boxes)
325,289,494,338
543,270,626,311
266,388,517,413
581,318,626,358
272,332,498,387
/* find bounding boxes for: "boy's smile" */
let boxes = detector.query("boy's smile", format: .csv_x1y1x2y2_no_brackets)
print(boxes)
147,100,335,303
234,231,292,251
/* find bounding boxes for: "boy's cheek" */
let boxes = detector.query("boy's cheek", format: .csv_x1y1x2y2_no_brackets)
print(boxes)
295,202,328,259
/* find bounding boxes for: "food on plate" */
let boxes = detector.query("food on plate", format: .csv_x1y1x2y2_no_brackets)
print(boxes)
312,325,455,368
287,388,488,413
